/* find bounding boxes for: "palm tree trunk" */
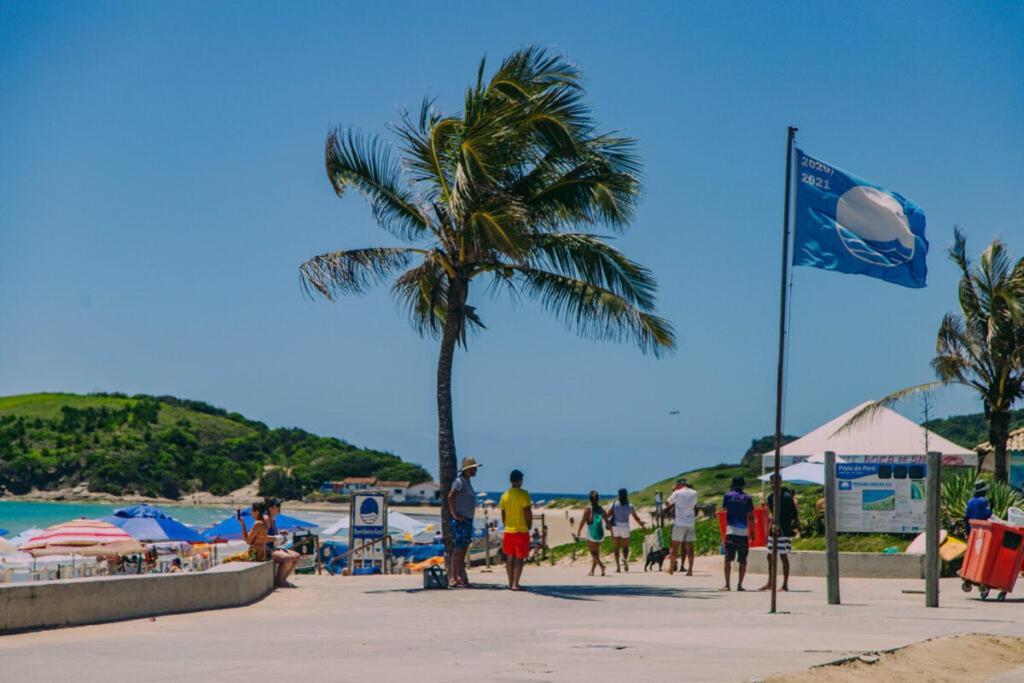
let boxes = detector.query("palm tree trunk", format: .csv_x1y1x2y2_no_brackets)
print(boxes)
436,278,464,571
990,410,1011,483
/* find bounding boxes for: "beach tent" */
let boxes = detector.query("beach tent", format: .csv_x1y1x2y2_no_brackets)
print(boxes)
760,402,976,466
20,519,144,557
320,510,428,537
100,504,206,543
202,509,318,541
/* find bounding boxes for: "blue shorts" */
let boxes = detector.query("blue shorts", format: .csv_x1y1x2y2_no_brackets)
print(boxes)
452,518,473,549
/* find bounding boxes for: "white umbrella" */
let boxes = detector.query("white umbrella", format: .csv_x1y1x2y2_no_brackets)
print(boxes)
759,461,829,486
320,510,429,537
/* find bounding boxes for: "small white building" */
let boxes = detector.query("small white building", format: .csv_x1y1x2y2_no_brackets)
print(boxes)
371,480,412,504
405,481,441,504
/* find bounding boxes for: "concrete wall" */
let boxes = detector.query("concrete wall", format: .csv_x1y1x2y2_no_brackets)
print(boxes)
747,548,926,579
0,561,274,635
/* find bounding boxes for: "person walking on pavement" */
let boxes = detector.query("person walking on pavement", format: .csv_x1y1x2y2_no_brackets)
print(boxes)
448,457,480,587
576,490,610,576
721,476,754,591
499,469,532,591
666,478,698,575
609,488,647,572
758,473,800,592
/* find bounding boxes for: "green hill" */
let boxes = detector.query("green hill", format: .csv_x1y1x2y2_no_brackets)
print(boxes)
0,392,429,499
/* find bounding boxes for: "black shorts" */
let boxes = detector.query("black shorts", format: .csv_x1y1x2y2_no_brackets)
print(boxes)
724,534,749,563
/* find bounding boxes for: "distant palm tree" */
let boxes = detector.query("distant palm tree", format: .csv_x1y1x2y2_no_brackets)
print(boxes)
843,228,1024,481
299,48,675,548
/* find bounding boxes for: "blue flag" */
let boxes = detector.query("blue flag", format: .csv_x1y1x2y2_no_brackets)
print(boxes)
793,148,927,288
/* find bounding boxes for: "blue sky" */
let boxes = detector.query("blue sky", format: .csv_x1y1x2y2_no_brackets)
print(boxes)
2,3,1022,493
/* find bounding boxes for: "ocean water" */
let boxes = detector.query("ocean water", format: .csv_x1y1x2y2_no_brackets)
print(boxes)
0,492,590,536
0,500,237,535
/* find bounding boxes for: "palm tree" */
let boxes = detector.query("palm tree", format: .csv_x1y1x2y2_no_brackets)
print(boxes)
299,47,675,549
842,228,1024,481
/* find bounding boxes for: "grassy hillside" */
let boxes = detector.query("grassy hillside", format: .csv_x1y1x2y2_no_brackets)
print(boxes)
924,408,1024,450
0,392,429,499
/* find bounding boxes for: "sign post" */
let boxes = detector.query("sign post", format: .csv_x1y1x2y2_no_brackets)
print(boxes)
824,451,840,605
348,493,389,574
925,451,941,607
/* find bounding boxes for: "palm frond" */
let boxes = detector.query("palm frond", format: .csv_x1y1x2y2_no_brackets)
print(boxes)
830,382,946,437
299,247,421,300
511,267,675,356
391,257,447,338
527,233,657,308
325,129,430,241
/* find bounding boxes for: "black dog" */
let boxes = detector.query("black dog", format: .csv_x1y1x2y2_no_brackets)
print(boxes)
644,547,669,572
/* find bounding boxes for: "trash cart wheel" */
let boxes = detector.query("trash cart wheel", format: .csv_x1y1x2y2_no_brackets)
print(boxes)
961,581,973,593
979,586,991,600
998,591,1008,602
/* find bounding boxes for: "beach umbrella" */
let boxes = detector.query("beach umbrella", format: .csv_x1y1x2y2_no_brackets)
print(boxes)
20,518,144,557
202,509,318,541
758,461,829,486
320,510,428,537
0,527,8,536
100,504,205,543
7,528,44,548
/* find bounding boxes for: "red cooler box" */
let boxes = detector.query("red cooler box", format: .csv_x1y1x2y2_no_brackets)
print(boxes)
750,507,769,548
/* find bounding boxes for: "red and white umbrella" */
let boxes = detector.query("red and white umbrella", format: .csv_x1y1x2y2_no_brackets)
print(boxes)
20,518,144,557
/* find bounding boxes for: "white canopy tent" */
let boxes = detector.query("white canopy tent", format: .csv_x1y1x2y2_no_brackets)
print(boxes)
759,402,976,485
320,510,431,538
762,402,975,463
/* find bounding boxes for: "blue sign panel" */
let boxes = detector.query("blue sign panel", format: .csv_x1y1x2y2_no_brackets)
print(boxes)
351,494,387,541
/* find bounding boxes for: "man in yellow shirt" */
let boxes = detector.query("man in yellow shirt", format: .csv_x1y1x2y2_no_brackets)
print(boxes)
499,469,532,591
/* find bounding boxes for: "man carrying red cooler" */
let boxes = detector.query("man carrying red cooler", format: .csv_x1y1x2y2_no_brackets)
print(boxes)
721,476,754,591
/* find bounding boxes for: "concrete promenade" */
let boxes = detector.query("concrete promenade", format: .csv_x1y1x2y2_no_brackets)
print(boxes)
2,557,1023,682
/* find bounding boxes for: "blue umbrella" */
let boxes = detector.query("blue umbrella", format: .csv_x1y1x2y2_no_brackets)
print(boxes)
0,528,8,537
202,509,318,541
100,504,206,543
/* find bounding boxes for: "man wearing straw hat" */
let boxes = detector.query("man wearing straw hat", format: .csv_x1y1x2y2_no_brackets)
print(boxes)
448,457,481,587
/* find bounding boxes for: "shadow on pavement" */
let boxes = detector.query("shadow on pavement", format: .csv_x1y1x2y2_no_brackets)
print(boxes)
364,584,722,601
520,584,722,601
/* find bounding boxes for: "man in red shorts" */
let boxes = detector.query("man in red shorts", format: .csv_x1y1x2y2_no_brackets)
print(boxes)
499,469,533,591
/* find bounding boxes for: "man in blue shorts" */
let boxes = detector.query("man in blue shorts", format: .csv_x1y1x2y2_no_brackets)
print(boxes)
721,476,754,591
448,457,480,587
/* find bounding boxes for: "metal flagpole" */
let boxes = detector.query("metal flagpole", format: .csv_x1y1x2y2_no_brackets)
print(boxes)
771,126,797,614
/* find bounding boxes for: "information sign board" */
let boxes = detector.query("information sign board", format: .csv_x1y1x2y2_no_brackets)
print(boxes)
835,462,926,533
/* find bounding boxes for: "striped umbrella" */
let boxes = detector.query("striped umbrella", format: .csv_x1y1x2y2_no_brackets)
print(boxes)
20,518,145,557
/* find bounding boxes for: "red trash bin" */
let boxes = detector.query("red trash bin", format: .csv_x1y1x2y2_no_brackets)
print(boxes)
985,522,1024,594
959,520,1024,599
960,521,994,585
